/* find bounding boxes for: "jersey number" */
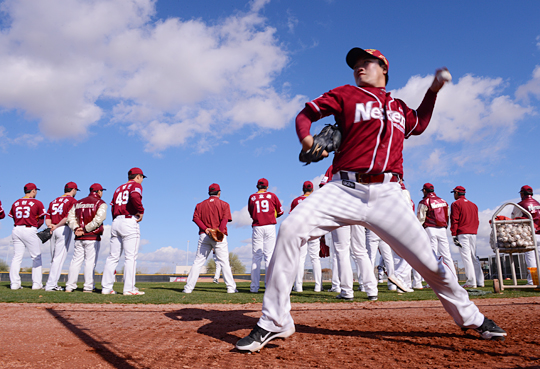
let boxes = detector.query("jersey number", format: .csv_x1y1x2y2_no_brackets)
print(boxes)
254,200,269,213
51,203,64,215
115,190,129,206
15,206,30,219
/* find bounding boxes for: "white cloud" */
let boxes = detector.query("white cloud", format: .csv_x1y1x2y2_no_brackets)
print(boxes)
231,205,252,228
0,0,305,152
516,65,540,102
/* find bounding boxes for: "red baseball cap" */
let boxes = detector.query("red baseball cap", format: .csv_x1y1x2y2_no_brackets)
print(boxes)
89,183,105,192
24,183,39,192
209,183,220,192
520,185,533,194
65,182,80,191
128,167,147,178
451,186,466,193
303,181,313,191
257,178,269,187
346,48,389,70
422,183,434,191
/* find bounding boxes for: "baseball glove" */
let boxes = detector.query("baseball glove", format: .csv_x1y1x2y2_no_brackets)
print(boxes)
37,228,53,243
299,123,342,165
208,228,225,242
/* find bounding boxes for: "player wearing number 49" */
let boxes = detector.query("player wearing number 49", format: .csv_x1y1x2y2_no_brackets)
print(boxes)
65,184,107,293
8,183,47,290
44,182,79,292
101,168,146,296
248,178,284,293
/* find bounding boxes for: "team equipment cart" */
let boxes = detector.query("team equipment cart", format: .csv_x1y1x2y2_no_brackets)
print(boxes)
490,202,540,291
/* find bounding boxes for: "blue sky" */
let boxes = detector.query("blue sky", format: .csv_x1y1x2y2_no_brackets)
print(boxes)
0,0,539,273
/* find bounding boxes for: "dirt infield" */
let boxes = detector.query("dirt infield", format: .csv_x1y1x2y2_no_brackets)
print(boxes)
1,297,539,368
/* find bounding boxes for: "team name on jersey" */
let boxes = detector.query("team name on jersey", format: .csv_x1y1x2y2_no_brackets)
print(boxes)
15,200,36,207
431,202,447,209
75,203,97,209
528,205,540,213
354,102,406,132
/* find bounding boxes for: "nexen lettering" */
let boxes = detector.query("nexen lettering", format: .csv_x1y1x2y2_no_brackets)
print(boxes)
354,102,405,130
75,203,96,209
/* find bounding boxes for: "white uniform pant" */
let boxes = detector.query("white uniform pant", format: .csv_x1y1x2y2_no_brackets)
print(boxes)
184,234,236,293
524,235,540,285
10,226,42,289
213,252,222,280
250,224,277,292
45,226,73,290
425,227,455,273
327,233,340,291
394,254,424,289
102,217,141,294
66,240,100,291
350,225,378,296
366,229,394,288
258,179,484,333
294,238,322,292
457,234,484,287
329,226,354,297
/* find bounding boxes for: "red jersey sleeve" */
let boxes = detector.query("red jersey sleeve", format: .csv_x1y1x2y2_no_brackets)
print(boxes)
403,89,437,138
0,201,4,219
450,201,460,236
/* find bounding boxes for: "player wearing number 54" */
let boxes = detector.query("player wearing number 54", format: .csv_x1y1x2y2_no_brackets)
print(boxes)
101,168,146,296
8,183,48,290
248,178,284,293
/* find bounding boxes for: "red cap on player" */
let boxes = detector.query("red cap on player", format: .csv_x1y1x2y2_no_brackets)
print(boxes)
422,183,435,192
24,183,39,192
303,181,313,191
129,167,147,178
65,182,80,191
520,185,533,194
209,183,220,193
257,178,269,187
89,183,105,192
346,48,389,70
451,186,466,193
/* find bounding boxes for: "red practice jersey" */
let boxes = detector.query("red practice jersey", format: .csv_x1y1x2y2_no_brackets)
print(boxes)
418,193,449,228
297,86,437,176
47,195,77,224
9,198,47,227
513,196,540,234
290,195,309,213
319,165,334,187
0,200,5,219
111,181,144,219
450,196,479,236
248,191,284,227
193,196,232,235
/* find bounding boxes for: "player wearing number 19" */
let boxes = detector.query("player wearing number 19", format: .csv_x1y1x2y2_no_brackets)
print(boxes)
44,182,80,291
248,178,284,293
8,183,48,290
101,168,146,295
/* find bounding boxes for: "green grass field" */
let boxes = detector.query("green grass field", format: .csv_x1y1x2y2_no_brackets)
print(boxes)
1,280,538,304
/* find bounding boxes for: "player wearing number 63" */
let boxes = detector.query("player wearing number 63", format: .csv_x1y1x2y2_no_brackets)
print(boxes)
8,183,47,290
44,182,79,292
101,168,146,295
248,178,284,293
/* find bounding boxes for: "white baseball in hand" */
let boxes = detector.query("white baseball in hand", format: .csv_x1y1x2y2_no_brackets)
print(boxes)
437,69,452,82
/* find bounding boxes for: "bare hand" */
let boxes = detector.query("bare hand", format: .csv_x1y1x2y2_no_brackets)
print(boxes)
429,67,450,93
49,225,56,233
136,213,144,222
301,135,329,158
75,228,84,237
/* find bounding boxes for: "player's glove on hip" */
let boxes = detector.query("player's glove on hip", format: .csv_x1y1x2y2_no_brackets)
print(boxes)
299,123,342,165
208,228,225,242
37,228,53,243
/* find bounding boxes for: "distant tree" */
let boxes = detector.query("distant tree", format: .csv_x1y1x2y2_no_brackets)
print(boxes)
20,267,32,273
206,252,246,274
0,258,9,272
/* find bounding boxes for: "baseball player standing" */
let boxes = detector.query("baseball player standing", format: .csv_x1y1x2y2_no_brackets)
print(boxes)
290,181,323,293
0,199,5,220
65,184,107,293
44,182,79,291
8,183,47,290
450,186,484,288
237,47,505,352
102,167,146,295
417,183,455,272
183,183,237,293
248,178,284,293
511,185,540,285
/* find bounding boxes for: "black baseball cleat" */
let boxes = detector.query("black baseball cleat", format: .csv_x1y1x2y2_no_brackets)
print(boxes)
236,324,295,352
474,318,507,341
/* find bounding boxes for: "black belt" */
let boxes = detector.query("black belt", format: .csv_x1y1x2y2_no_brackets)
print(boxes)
340,171,400,184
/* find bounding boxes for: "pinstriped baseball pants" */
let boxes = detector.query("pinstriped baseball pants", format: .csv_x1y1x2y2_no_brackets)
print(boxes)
258,178,485,333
